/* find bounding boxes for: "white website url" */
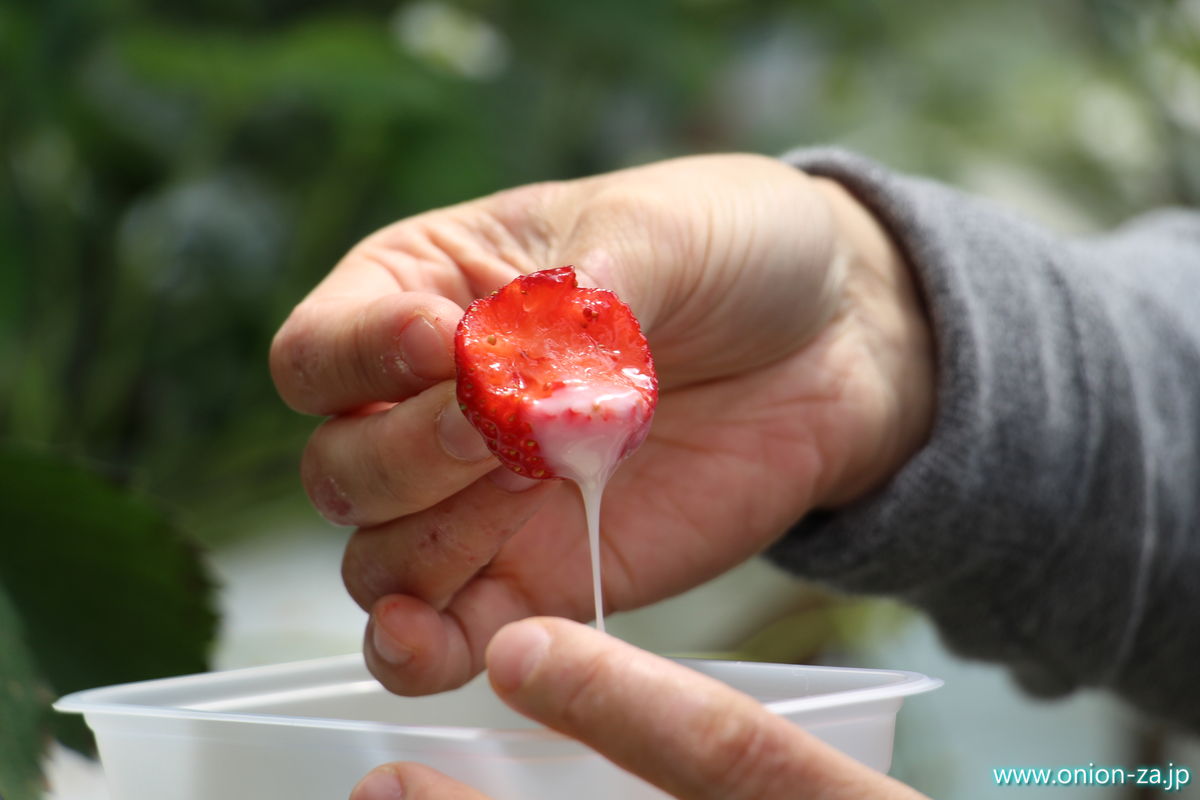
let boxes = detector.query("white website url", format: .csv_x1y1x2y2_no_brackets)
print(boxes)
993,763,1190,792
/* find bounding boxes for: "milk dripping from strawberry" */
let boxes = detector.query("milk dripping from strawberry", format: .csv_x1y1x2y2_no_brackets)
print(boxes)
525,378,654,633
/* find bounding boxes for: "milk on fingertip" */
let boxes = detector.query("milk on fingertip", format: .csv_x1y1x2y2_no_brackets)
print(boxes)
526,379,653,633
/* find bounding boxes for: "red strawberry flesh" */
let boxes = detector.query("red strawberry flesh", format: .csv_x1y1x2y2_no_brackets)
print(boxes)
454,266,657,481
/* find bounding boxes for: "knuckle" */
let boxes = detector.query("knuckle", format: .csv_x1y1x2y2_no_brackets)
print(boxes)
367,417,422,512
694,706,790,800
483,181,565,253
555,648,622,729
588,184,667,224
368,407,453,517
488,180,564,224
343,306,386,400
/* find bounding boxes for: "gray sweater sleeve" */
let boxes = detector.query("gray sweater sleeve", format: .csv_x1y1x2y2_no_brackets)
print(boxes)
769,148,1200,730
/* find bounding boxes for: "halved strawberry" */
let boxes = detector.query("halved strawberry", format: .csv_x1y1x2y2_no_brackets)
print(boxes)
454,266,657,481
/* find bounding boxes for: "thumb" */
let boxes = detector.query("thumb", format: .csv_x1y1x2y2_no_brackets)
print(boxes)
485,618,926,800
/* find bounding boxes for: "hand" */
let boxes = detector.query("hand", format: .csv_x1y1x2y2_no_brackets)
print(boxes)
270,154,934,694
349,618,930,800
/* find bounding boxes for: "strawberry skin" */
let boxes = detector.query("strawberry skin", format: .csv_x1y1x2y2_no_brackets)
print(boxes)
454,266,657,479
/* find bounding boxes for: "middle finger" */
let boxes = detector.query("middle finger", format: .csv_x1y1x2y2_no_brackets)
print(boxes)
302,381,499,527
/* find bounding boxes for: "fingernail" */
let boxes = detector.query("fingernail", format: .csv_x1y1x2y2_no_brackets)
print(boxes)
437,397,492,461
488,466,543,493
488,621,551,694
352,768,405,800
398,314,450,379
372,617,415,667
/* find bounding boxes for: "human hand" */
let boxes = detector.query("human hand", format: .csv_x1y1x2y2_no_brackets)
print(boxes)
269,154,934,695
349,618,930,800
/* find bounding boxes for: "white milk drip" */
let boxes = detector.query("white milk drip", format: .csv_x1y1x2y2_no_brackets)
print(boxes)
527,380,651,633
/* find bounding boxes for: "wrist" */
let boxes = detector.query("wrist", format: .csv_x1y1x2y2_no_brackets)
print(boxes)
811,177,936,507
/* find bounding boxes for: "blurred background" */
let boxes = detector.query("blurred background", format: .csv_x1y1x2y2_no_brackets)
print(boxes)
2,0,1198,798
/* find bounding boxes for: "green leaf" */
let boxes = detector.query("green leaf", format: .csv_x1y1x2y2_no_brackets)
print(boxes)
0,582,51,800
110,17,446,125
0,446,218,755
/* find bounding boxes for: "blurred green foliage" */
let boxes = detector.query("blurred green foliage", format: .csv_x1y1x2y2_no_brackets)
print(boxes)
2,0,1196,544
0,583,48,800
0,447,216,795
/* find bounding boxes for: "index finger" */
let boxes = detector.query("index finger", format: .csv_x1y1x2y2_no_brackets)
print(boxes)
486,619,927,800
270,290,465,416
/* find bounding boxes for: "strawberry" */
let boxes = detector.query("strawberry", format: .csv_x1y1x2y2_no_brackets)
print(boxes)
454,266,657,481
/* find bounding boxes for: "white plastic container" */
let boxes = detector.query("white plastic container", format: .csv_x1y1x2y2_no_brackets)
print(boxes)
55,653,940,800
